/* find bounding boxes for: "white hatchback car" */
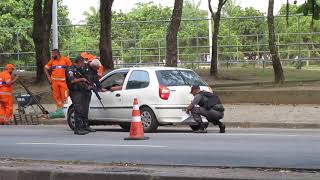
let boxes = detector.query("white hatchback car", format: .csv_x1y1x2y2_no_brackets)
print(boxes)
64,67,211,132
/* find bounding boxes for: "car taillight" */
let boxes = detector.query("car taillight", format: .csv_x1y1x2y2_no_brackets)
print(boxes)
159,85,170,100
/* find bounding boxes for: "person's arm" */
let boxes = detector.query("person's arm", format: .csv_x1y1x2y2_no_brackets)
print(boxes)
5,74,19,85
186,94,202,113
110,85,122,91
67,70,89,84
66,57,72,67
44,60,52,84
92,70,102,89
71,78,88,84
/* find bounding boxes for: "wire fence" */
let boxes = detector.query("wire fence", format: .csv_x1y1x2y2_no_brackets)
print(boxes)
0,15,320,70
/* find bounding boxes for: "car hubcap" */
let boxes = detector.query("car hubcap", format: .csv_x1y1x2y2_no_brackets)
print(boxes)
141,111,152,128
70,111,75,127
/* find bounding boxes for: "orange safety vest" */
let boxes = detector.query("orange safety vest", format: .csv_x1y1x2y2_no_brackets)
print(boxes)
45,56,72,81
0,70,13,94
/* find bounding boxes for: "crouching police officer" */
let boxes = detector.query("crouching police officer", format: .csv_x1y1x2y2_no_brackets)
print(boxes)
186,85,226,133
65,56,92,135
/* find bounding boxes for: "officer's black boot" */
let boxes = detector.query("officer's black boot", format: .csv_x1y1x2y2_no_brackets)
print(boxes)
74,121,89,135
194,123,208,133
217,121,226,133
84,120,96,133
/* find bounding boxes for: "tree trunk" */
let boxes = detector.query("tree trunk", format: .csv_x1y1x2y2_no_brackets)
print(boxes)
99,0,114,70
32,0,53,83
208,0,227,78
166,0,183,67
267,0,285,84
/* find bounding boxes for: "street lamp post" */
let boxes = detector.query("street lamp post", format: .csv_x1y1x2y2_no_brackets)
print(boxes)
52,0,59,49
208,6,212,62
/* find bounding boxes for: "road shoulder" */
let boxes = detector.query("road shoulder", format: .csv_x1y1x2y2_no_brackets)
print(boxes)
0,159,319,180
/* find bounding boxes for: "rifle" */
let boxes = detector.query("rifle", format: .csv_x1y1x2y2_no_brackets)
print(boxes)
76,70,105,109
17,79,49,114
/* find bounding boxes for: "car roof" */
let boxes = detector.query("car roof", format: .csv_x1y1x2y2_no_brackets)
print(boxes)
113,66,194,72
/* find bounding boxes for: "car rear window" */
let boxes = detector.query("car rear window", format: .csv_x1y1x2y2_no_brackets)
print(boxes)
156,70,207,86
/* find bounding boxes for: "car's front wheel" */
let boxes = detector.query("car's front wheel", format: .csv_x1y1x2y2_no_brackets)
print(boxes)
67,106,75,131
140,107,158,133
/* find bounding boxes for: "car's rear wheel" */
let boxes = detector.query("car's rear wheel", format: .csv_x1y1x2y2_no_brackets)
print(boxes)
140,107,158,133
189,123,209,131
67,106,75,131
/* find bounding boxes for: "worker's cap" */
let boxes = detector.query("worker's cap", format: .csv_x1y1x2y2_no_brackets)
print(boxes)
80,52,96,61
80,52,88,58
5,64,15,70
190,85,200,93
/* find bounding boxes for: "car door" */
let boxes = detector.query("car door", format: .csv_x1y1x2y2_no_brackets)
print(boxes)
121,70,153,121
90,70,128,121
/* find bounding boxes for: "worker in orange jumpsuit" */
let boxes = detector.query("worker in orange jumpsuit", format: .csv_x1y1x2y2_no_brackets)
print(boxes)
44,49,72,117
80,52,104,79
0,64,19,125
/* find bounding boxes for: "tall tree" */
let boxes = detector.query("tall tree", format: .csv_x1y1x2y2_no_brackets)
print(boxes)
32,0,53,83
268,0,285,84
99,0,114,70
208,0,227,77
296,0,320,28
166,0,183,67
0,0,33,65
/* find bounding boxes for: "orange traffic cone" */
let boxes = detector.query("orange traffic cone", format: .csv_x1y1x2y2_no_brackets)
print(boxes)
124,98,149,140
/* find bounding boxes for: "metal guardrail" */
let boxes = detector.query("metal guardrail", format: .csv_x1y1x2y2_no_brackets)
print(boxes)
2,58,319,72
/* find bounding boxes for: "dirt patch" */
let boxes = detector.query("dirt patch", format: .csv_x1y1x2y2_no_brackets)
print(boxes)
13,72,54,104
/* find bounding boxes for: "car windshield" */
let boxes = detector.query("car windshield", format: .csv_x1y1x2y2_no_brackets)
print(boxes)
156,70,207,86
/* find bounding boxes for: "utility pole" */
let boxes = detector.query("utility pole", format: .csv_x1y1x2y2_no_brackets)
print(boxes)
208,6,212,62
52,0,59,49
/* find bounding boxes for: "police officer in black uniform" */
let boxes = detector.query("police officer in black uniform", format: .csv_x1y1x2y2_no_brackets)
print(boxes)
79,59,106,133
65,56,91,135
186,85,226,133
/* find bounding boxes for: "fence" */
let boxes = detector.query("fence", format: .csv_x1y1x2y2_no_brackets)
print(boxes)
0,15,320,70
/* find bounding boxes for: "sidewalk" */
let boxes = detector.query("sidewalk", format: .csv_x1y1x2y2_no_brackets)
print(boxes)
0,159,319,180
18,104,320,129
222,104,320,128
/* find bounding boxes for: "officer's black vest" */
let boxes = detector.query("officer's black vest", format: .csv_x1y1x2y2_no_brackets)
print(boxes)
198,91,224,112
80,63,101,89
65,66,87,91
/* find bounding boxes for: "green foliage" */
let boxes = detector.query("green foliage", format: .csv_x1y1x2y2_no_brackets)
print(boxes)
77,1,206,63
0,0,33,53
0,0,70,65
277,4,320,62
1,0,320,67
296,0,320,19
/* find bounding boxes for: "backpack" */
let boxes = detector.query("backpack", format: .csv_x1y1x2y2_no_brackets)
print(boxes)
199,91,225,112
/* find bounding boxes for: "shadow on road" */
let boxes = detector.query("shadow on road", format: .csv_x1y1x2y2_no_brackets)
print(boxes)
94,127,194,133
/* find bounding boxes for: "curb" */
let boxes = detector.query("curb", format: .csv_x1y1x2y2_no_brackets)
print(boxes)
224,122,320,129
210,79,320,88
0,167,302,180
39,119,66,125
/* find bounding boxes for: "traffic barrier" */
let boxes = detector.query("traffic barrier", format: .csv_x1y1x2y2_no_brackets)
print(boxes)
124,98,149,140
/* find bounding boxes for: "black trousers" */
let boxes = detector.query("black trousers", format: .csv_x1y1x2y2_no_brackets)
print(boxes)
191,106,224,125
70,90,92,130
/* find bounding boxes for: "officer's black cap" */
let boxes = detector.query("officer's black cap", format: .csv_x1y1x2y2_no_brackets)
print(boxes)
74,56,84,63
190,85,200,93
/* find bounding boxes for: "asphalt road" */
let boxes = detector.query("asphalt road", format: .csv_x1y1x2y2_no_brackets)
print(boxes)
0,125,319,170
